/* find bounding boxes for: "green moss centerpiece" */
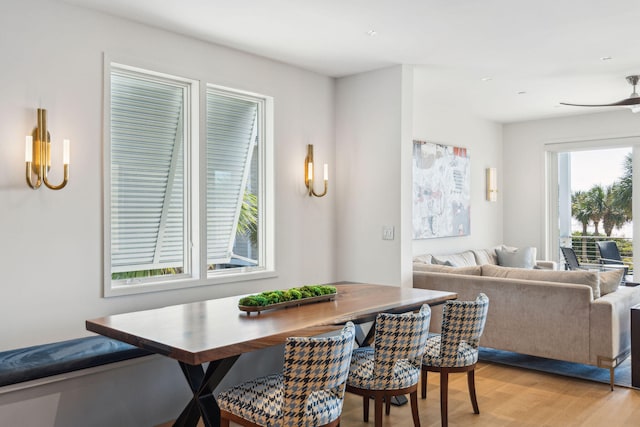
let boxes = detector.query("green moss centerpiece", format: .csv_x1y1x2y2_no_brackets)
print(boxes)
238,285,337,315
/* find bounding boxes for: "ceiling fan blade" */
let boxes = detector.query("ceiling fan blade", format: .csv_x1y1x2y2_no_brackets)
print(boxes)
560,97,640,107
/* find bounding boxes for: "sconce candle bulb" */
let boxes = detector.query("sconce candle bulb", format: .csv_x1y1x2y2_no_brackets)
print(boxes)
63,139,70,165
25,108,70,190
486,167,497,201
304,144,328,197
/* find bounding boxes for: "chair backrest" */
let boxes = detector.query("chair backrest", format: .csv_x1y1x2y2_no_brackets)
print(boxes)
282,321,356,425
596,241,624,265
373,304,431,388
560,247,581,270
439,293,489,365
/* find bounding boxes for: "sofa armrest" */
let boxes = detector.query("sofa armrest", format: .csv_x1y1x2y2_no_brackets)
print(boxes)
590,286,640,365
535,260,557,270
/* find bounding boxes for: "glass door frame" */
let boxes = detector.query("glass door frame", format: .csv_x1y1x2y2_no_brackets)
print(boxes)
544,137,640,271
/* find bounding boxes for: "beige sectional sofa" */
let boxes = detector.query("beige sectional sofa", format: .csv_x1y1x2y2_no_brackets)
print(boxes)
413,246,558,270
413,248,640,388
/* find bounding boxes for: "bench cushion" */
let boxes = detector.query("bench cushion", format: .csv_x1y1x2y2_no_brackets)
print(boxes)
0,336,151,387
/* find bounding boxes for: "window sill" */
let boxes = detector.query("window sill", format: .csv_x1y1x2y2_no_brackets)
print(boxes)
104,269,278,298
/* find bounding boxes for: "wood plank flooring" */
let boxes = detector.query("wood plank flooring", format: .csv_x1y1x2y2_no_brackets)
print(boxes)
157,361,640,427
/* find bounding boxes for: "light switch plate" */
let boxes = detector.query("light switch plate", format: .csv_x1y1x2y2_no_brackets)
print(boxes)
382,226,395,240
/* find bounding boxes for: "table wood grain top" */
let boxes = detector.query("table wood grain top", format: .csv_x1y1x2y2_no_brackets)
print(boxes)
86,283,456,365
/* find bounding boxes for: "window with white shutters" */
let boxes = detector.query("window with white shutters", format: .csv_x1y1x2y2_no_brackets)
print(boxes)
110,68,189,279
105,62,273,296
206,89,258,268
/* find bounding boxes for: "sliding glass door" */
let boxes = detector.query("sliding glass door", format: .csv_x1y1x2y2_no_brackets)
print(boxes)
545,139,640,273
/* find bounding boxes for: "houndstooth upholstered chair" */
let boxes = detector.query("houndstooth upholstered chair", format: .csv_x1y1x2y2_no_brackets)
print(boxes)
217,322,356,427
421,293,489,427
346,304,431,427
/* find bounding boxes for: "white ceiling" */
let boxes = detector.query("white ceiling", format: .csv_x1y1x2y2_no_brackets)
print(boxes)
65,0,640,123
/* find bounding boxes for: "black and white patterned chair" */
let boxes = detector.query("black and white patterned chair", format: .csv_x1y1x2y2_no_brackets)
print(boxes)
346,305,431,427
421,293,489,427
217,322,356,427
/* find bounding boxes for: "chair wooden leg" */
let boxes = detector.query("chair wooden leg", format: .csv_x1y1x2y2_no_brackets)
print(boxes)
363,395,369,422
374,395,384,427
220,417,230,427
410,390,421,427
385,395,391,415
421,367,428,399
467,368,480,414
440,370,449,427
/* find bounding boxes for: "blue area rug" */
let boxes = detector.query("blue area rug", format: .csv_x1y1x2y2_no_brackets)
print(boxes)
478,347,633,389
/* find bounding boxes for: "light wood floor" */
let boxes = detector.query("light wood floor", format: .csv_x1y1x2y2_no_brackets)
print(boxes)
158,361,640,427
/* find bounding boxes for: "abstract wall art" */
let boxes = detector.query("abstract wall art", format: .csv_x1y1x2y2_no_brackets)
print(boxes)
412,140,471,239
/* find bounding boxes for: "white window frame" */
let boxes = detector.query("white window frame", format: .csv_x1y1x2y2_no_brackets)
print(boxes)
203,83,276,284
103,57,276,297
544,136,640,271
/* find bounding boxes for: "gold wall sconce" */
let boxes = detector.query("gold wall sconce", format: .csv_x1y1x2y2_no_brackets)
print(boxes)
304,144,328,197
25,108,69,190
486,167,497,201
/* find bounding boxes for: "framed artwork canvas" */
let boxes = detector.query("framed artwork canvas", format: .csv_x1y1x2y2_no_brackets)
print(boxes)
412,140,470,239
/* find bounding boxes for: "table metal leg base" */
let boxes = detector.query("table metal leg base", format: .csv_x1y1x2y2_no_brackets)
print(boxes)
173,356,240,427
390,395,408,406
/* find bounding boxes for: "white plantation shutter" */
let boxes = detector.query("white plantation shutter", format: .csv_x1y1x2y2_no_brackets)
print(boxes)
110,71,186,274
206,89,258,265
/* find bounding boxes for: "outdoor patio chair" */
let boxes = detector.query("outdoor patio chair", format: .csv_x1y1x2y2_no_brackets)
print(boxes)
561,246,585,270
596,241,626,266
596,240,630,277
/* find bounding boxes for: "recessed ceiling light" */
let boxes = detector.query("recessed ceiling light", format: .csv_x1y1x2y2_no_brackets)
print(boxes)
601,56,613,61
481,77,493,82
366,29,378,36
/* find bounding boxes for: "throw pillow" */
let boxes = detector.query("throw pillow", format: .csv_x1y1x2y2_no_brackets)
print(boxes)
496,246,537,269
413,254,433,264
599,269,625,296
431,257,453,266
472,248,499,265
430,251,477,267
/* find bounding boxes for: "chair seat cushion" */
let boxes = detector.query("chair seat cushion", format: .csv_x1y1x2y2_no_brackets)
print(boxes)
347,347,419,390
0,336,151,387
422,335,478,368
217,373,343,426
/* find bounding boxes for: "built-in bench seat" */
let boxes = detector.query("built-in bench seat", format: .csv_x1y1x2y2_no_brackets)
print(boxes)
0,336,151,388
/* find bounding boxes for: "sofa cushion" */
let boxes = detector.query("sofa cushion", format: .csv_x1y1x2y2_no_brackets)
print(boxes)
481,264,600,299
413,254,433,264
413,263,482,276
599,269,624,296
472,248,499,265
496,246,536,269
431,251,477,267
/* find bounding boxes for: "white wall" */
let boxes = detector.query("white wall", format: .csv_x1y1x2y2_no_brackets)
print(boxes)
0,0,335,425
503,110,640,259
1,0,335,350
411,70,503,257
335,66,411,286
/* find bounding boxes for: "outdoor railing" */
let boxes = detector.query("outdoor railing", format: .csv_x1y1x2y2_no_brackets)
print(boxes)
560,235,633,274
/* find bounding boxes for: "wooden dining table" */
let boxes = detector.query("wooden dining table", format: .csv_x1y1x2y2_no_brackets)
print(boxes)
86,282,457,427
